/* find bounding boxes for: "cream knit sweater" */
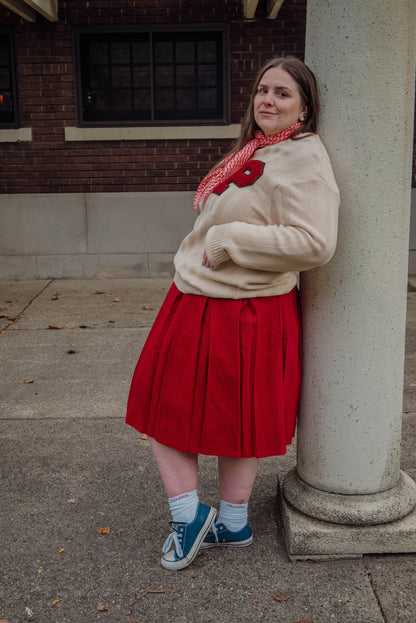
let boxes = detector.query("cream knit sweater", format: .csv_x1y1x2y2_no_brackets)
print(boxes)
174,133,339,299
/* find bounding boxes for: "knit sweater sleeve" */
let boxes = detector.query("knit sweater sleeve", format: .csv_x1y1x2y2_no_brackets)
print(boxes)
205,176,339,273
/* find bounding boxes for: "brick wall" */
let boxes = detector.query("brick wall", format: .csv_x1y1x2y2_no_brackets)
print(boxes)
0,0,307,194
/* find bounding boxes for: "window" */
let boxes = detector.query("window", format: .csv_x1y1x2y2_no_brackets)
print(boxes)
75,27,228,126
0,31,19,128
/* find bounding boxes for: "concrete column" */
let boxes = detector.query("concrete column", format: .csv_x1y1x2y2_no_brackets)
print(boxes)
281,0,416,558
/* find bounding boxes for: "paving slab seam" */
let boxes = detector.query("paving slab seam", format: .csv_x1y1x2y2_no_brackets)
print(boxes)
363,558,388,623
3,278,53,330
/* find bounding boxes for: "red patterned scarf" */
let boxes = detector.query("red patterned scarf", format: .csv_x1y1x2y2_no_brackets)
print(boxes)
193,121,302,211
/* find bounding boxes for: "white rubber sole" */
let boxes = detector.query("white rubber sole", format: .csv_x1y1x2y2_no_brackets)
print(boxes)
200,535,253,549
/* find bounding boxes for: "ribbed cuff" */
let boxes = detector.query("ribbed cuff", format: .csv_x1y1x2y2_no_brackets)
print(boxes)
205,225,230,265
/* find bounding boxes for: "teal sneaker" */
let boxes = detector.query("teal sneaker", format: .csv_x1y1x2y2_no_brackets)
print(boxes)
161,503,216,570
200,522,253,549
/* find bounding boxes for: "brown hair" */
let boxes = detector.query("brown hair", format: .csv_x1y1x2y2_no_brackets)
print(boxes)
233,56,320,152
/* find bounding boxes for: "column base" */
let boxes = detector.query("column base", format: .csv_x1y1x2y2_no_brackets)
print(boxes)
279,480,416,561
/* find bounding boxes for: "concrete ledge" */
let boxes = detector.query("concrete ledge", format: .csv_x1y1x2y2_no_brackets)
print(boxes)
0,127,32,142
65,124,241,142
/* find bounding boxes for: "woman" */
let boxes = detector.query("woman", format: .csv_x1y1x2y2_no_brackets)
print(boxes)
126,56,339,571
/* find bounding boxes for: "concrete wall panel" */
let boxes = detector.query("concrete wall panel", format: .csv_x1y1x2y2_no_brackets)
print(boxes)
86,192,195,254
0,194,87,255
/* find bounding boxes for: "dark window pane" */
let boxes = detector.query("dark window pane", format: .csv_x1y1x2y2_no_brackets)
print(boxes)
155,88,174,110
112,90,132,110
198,87,217,108
134,89,151,110
154,66,174,87
198,65,216,87
132,41,149,63
92,91,110,111
154,41,173,63
0,44,10,65
90,65,109,89
0,91,12,111
0,33,19,126
176,41,195,63
111,42,130,64
0,68,11,89
133,66,150,88
176,65,195,87
89,42,108,64
198,40,217,63
112,65,131,88
177,89,196,110
77,29,225,124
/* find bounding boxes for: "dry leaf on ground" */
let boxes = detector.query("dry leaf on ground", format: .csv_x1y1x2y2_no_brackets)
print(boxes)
272,591,290,603
97,603,108,611
98,527,111,534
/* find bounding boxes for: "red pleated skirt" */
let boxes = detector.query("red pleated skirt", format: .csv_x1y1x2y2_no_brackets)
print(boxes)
126,283,302,458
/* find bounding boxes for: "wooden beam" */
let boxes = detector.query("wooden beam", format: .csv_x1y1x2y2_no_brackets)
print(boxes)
267,0,285,19
243,0,259,20
0,0,57,21
24,0,58,21
0,0,37,21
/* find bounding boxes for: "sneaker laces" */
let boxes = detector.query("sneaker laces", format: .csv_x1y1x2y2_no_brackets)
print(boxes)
162,525,184,558
211,522,219,543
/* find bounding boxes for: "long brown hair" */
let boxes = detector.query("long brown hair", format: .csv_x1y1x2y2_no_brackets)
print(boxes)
233,56,320,153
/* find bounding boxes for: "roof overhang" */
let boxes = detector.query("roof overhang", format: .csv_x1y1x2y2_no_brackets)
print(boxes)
0,0,282,23
0,0,57,21
244,0,285,20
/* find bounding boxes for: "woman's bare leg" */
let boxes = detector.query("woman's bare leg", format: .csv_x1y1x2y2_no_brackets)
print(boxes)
148,436,198,498
218,456,259,504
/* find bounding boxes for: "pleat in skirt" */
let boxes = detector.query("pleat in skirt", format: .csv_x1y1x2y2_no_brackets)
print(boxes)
126,283,302,458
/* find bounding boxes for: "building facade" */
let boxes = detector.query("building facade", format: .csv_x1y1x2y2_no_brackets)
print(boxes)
0,0,415,278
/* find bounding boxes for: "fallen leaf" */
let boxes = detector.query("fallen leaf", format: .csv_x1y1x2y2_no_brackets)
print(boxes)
0,331,6,334
51,600,60,606
294,620,310,623
97,603,108,611
98,527,111,534
113,298,120,302
48,324,62,330
59,548,65,553
51,296,59,301
140,434,148,440
24,378,35,384
273,591,290,602
37,568,44,573
6,299,12,303
128,588,167,605
142,305,154,310
95,291,105,295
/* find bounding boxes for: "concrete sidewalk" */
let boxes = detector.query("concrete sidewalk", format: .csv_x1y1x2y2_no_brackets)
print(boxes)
1,278,415,623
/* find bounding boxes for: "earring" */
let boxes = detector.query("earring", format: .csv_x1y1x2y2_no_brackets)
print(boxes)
300,116,305,121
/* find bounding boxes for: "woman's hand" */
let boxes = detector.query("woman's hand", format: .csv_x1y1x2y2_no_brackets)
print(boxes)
201,252,216,270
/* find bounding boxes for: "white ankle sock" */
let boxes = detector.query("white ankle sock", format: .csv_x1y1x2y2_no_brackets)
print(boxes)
168,489,199,524
218,499,248,532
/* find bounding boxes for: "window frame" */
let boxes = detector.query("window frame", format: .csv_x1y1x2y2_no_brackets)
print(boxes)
0,29,19,129
73,25,229,128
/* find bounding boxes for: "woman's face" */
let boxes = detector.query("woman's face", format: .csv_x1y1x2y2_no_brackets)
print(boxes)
253,66,307,136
